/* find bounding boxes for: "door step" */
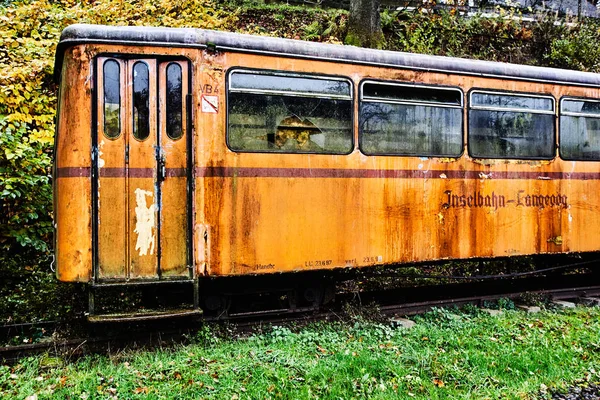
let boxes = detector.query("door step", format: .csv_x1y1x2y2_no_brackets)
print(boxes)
88,279,201,322
88,308,202,323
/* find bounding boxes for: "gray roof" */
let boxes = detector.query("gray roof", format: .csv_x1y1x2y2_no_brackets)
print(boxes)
55,23,600,87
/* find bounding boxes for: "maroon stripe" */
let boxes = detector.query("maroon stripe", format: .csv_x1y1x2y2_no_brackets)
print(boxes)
127,168,155,178
56,167,91,178
98,168,186,178
166,168,187,178
196,167,600,180
55,166,600,180
99,167,127,178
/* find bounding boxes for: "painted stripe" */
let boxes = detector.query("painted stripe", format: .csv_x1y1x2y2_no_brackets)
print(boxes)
56,167,91,178
166,168,187,178
55,166,600,180
56,167,186,178
99,167,128,178
126,168,155,178
196,167,600,180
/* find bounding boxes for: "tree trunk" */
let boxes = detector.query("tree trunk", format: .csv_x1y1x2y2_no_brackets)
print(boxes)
345,0,384,49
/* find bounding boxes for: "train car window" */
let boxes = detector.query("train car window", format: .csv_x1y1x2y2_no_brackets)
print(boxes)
166,63,183,140
103,59,120,138
359,81,463,157
468,91,555,159
133,61,150,141
560,98,600,161
227,70,353,154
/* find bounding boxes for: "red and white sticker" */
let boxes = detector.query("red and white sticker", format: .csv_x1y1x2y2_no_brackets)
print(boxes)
201,95,219,113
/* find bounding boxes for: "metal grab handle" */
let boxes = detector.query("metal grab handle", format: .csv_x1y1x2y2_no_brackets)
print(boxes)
158,153,166,181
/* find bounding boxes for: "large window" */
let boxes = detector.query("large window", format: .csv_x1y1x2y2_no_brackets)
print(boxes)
468,91,555,159
359,81,463,157
227,70,353,154
560,98,600,161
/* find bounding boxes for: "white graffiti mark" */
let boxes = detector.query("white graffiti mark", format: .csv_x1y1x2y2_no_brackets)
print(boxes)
134,188,156,256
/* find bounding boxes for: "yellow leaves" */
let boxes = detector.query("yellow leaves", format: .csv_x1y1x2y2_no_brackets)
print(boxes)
433,378,445,387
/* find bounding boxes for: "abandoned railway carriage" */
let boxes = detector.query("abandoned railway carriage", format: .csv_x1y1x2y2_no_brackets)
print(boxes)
54,24,600,318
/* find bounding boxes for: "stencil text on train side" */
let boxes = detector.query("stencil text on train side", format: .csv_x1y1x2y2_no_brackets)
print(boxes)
443,190,569,210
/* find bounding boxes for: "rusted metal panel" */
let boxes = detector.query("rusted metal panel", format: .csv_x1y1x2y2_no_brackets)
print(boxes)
96,57,127,279
159,60,190,277
127,59,159,279
55,46,93,282
196,51,600,276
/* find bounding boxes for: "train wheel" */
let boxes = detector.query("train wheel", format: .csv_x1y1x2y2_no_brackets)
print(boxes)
203,294,230,317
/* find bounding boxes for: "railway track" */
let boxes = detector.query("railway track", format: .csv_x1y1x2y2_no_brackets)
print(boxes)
2,273,600,364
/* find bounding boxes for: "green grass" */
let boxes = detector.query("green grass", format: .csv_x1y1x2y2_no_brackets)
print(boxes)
2,306,600,399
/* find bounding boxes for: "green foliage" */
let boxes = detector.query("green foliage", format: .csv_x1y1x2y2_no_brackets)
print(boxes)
546,21,600,71
3,307,600,398
384,9,536,62
0,118,52,253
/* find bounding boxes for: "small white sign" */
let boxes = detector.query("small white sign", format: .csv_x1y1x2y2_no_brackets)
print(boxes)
201,95,219,113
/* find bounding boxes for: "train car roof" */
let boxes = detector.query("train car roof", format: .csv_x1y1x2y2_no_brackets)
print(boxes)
55,23,600,87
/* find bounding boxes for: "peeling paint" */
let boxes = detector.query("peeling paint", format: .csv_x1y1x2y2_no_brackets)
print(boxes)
547,236,563,245
97,140,105,168
438,157,459,163
472,158,552,167
437,212,444,224
133,188,156,256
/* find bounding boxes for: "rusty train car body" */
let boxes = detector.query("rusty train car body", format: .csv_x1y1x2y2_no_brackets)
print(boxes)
54,24,600,316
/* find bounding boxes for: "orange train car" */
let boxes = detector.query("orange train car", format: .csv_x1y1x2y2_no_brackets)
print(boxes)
54,24,600,317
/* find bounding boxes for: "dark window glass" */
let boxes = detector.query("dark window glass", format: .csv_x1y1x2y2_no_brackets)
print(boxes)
166,63,183,140
562,99,600,116
560,99,600,160
230,72,351,98
359,82,463,157
469,110,554,158
471,93,553,111
133,62,150,140
468,91,555,159
228,71,353,154
103,60,120,138
362,82,462,106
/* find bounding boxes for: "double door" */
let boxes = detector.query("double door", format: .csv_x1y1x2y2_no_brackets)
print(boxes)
94,57,191,280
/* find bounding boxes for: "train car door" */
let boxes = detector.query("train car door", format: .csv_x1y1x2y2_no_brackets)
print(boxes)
95,57,191,281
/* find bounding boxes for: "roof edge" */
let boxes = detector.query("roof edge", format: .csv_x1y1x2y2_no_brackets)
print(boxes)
54,23,600,87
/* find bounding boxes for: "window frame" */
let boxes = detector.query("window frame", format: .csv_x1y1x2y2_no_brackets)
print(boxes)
358,79,465,158
102,58,122,140
165,61,184,141
559,96,600,162
226,68,355,155
132,60,151,142
467,88,556,161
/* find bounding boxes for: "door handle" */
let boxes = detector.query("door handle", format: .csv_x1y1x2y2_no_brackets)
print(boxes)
158,155,166,181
